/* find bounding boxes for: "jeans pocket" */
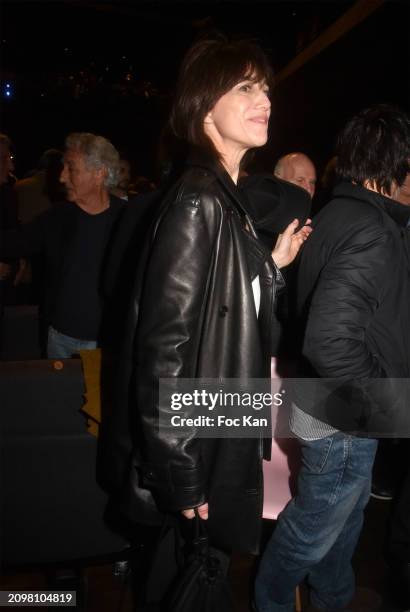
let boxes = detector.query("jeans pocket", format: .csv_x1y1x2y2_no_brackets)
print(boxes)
301,436,334,474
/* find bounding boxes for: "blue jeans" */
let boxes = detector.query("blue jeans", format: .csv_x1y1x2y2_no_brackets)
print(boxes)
255,433,378,612
47,326,97,359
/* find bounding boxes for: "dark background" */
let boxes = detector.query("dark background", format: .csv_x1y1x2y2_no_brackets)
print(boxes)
0,0,409,182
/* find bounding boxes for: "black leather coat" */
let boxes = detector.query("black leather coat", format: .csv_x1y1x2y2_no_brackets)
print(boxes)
101,155,283,553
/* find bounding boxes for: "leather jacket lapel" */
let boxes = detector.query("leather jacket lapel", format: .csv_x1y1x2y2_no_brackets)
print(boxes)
186,154,275,277
186,153,254,228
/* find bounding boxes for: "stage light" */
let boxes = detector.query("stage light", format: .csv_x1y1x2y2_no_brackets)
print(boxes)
2,82,13,99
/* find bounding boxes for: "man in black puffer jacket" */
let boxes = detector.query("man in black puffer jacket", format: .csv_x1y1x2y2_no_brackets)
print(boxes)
255,105,410,612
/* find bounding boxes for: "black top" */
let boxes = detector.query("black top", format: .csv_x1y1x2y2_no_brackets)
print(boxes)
0,195,124,339
52,204,120,340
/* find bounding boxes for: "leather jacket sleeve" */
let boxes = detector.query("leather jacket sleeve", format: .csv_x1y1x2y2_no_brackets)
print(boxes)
134,184,222,512
303,223,392,380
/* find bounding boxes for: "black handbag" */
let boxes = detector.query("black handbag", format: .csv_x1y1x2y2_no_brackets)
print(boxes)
164,512,234,612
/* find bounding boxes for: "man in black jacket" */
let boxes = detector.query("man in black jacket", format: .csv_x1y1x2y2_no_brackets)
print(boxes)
255,106,410,612
0,133,124,358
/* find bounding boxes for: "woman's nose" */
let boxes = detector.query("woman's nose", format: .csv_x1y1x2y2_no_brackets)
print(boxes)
256,89,270,109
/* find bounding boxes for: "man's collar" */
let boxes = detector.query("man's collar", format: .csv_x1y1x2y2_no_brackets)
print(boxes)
333,182,410,228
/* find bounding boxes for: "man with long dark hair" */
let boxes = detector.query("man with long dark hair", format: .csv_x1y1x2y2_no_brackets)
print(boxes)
255,105,410,612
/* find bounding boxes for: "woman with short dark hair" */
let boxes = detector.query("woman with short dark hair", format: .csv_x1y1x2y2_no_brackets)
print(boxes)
107,35,311,584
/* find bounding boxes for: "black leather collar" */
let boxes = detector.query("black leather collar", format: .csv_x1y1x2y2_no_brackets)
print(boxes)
185,152,256,232
185,151,273,275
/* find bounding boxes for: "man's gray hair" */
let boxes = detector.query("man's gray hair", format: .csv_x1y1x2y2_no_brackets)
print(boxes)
65,132,120,188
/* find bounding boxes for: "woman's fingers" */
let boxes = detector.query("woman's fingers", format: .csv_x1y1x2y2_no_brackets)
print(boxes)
295,218,313,239
182,502,209,520
272,218,313,268
282,218,299,237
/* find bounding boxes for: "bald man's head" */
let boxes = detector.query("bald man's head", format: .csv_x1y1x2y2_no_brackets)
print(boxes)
274,152,317,197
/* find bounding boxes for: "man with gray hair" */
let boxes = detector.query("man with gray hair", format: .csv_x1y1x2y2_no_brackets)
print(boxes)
274,152,317,198
0,132,124,357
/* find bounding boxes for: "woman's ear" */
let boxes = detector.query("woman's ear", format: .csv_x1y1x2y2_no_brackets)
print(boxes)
204,111,213,125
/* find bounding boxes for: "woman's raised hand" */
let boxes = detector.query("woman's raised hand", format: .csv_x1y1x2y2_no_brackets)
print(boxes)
271,218,312,269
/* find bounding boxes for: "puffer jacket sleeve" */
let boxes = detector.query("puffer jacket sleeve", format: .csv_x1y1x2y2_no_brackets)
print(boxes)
134,182,221,512
303,223,392,379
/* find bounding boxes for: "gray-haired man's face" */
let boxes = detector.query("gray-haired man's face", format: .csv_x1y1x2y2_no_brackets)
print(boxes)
60,149,104,205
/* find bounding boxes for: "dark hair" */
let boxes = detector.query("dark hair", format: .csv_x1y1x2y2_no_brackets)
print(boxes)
169,36,274,162
336,105,410,196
